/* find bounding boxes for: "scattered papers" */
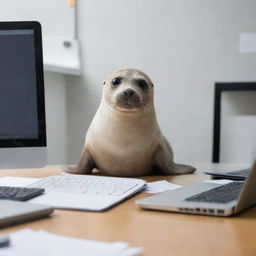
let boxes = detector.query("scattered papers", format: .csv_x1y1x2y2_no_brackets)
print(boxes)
0,229,143,256
203,179,233,184
144,180,181,193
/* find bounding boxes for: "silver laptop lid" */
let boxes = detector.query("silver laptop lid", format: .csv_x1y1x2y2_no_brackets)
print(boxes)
235,160,256,213
0,200,53,227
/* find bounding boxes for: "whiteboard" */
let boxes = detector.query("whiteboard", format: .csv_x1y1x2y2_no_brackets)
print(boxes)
0,0,81,75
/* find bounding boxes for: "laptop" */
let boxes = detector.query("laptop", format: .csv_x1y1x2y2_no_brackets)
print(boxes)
204,168,250,181
0,200,53,228
136,161,256,216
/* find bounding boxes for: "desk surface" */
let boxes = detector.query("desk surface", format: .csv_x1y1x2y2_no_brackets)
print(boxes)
0,164,255,256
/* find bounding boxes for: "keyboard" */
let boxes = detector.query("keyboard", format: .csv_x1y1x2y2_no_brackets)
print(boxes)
184,182,244,204
27,175,143,197
0,186,45,201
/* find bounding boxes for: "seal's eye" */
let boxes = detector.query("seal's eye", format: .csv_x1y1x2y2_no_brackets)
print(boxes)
136,79,148,90
112,77,122,87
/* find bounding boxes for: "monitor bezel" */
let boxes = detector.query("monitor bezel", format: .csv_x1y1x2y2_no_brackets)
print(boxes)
0,21,46,148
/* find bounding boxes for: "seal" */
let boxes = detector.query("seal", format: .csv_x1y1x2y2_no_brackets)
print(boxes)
67,68,195,176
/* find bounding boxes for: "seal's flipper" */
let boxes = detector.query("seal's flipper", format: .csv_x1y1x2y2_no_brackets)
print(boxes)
65,147,95,174
152,140,196,175
171,163,196,174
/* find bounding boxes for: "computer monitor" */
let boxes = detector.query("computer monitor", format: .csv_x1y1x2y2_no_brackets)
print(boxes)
0,21,47,169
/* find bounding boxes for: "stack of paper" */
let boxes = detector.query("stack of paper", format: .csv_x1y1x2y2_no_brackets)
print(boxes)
0,229,142,256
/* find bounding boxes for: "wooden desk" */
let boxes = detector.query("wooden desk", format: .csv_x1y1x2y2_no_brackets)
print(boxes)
1,164,256,256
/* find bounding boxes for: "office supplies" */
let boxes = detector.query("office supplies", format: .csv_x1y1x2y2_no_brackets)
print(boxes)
0,229,142,256
26,174,146,211
0,200,53,227
204,168,250,181
0,21,47,169
0,234,9,248
136,161,256,216
0,186,44,201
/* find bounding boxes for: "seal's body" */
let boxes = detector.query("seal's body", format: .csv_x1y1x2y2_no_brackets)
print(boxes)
67,69,195,176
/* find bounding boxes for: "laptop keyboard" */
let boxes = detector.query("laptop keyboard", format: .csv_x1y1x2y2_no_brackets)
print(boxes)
0,186,45,201
184,182,244,204
27,175,140,197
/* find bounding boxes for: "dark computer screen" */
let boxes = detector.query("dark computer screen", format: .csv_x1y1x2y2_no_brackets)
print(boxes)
0,22,46,147
0,29,38,140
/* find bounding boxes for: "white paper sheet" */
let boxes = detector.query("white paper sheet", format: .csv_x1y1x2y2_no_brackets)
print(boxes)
240,33,256,53
144,180,181,193
0,229,142,256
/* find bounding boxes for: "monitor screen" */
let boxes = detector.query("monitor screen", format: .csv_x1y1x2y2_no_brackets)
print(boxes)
0,22,46,148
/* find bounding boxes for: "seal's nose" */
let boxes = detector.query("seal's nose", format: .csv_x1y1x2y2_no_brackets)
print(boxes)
123,89,135,98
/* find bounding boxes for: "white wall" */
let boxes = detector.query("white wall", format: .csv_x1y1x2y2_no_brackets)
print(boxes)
65,0,256,165
44,72,67,164
2,0,255,165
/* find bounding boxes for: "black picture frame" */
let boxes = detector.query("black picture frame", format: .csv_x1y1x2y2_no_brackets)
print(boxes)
212,82,256,162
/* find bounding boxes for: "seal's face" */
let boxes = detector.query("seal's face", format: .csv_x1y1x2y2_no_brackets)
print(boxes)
103,69,154,113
